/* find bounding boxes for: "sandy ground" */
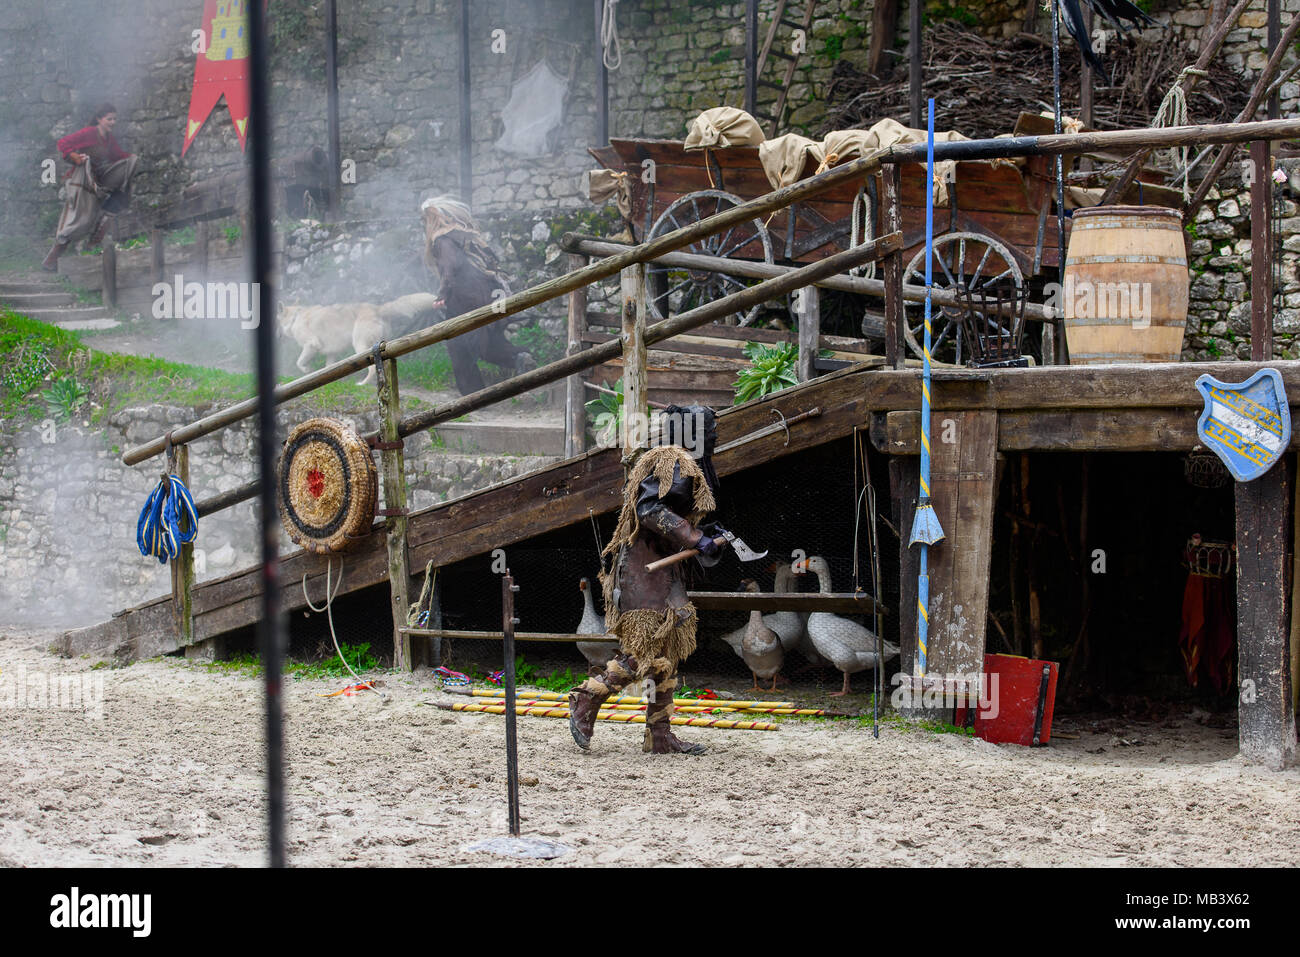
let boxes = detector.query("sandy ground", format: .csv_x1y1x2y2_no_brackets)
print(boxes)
2,627,1298,868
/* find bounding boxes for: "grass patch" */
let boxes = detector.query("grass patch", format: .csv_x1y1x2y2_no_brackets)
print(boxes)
396,342,454,393
184,642,381,681
0,237,40,272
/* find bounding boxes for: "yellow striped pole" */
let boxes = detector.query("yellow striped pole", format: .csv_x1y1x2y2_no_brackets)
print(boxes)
474,698,844,716
434,701,777,730
468,688,796,709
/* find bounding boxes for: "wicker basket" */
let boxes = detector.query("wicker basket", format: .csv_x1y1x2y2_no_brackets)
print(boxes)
277,417,378,554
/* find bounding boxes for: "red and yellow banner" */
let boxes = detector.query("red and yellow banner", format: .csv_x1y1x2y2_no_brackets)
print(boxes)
183,0,269,154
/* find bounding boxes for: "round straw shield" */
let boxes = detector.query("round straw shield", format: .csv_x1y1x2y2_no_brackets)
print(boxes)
278,417,377,554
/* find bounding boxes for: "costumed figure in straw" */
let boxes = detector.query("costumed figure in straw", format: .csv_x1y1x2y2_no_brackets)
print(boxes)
569,405,728,755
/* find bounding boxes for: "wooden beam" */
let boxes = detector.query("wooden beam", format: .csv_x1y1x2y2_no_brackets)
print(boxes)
797,286,818,382
101,217,116,309
621,263,648,456
866,0,899,76
171,444,194,647
376,356,412,671
1235,458,1297,769
924,411,997,685
882,165,905,369
890,457,922,711
566,253,589,458
908,0,921,129
688,592,888,615
1252,140,1274,361
876,406,1300,454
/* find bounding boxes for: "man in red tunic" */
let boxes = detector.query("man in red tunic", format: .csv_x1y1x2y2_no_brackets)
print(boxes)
42,103,140,271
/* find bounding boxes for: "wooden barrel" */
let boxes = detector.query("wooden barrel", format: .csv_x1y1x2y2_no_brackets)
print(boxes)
1063,205,1189,364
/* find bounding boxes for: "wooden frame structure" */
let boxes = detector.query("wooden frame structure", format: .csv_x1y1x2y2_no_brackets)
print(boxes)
76,116,1300,769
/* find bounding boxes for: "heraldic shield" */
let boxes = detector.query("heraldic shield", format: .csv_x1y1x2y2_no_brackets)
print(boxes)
1195,368,1291,482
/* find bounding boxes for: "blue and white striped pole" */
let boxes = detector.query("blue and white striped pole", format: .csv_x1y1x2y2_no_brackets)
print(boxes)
908,98,946,678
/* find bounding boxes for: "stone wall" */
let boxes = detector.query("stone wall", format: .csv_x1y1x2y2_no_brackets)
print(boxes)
0,404,556,630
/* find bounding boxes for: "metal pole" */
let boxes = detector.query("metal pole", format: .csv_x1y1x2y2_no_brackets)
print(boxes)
595,0,609,144
248,0,285,869
745,0,758,116
459,0,473,206
502,571,521,837
1268,0,1280,120
324,0,341,219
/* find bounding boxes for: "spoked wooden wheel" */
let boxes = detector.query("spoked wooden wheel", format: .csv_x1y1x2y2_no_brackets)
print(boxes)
645,190,774,327
903,232,1024,364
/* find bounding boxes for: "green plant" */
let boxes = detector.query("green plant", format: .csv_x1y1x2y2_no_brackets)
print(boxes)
709,47,733,65
288,642,380,680
224,224,241,245
532,666,582,693
732,340,798,404
923,2,979,26
41,375,88,421
509,320,563,366
585,377,624,443
821,35,845,61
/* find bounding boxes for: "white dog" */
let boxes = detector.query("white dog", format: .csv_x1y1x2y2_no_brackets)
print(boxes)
278,302,388,385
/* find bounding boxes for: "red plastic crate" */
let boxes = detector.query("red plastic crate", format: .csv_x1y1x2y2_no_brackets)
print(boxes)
971,654,1058,746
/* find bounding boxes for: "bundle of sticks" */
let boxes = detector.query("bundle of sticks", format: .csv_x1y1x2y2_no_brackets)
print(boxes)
820,20,1252,141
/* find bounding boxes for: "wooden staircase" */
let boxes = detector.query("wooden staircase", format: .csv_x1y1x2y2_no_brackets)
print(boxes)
754,1,820,137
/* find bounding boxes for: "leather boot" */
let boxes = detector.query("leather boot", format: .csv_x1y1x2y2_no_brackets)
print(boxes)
41,239,68,272
87,214,111,248
643,680,706,755
568,681,611,750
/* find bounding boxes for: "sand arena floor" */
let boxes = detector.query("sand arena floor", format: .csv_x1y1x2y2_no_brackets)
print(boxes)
1,628,1297,867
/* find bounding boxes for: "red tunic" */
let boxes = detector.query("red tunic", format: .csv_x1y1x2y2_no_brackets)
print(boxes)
56,126,129,175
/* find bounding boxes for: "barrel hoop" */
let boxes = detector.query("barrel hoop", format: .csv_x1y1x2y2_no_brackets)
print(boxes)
1066,254,1188,266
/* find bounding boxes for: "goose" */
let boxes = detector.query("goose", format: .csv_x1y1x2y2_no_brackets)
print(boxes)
575,577,614,674
575,577,650,697
794,555,899,697
764,562,808,654
740,579,784,691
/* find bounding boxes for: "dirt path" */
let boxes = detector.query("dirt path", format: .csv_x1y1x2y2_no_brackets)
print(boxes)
2,628,1296,867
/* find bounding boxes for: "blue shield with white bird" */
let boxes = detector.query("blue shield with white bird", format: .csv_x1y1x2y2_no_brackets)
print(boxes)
1194,368,1290,483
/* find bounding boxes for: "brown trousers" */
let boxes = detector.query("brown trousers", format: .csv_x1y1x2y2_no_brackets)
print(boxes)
576,652,679,740
55,155,139,245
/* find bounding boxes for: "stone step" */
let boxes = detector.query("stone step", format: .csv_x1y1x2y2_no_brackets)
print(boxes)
19,305,112,324
55,318,121,331
0,292,77,308
431,420,565,457
0,281,65,295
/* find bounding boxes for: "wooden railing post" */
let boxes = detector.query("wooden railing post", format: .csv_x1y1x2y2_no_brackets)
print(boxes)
1251,139,1274,361
620,263,648,459
195,220,210,277
566,253,590,457
150,226,164,286
375,353,412,671
101,216,117,308
170,443,195,647
881,167,905,370
796,285,819,382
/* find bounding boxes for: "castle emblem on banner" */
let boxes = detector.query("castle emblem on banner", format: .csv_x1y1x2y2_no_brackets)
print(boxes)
207,1,250,62
1195,368,1290,483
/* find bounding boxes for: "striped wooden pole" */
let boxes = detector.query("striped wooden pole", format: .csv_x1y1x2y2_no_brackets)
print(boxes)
434,701,778,730
468,689,797,709
474,697,844,716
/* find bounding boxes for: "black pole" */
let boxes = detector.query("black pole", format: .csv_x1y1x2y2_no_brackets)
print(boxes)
248,0,285,869
744,0,757,115
595,0,608,145
325,0,341,219
909,0,921,129
502,571,521,838
1051,0,1066,365
458,0,473,206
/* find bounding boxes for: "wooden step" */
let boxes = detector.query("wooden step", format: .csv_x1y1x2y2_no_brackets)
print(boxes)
0,281,65,295
19,305,112,324
1,292,77,308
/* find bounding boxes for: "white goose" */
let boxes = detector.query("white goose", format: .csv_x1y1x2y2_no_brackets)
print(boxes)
740,580,784,691
764,562,808,654
794,555,899,696
575,577,614,673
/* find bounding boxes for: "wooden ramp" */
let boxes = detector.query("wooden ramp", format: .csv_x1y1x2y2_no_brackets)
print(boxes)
60,365,876,662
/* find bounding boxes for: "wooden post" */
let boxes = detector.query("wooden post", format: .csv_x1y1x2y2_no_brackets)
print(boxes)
325,0,342,218
594,0,609,145
908,0,922,129
376,355,413,671
620,263,648,458
1235,458,1296,769
867,0,899,76
458,0,473,206
796,286,819,382
101,216,117,308
194,220,210,277
566,253,590,457
171,444,195,648
150,226,164,286
881,166,905,370
890,457,921,715
1251,139,1274,361
923,410,998,707
744,0,758,117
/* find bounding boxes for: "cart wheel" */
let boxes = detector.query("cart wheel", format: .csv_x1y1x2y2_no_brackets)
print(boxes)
903,232,1024,364
645,189,775,327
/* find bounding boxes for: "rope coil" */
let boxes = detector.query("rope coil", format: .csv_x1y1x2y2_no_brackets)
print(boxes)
601,0,622,71
1153,66,1209,201
136,472,197,564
